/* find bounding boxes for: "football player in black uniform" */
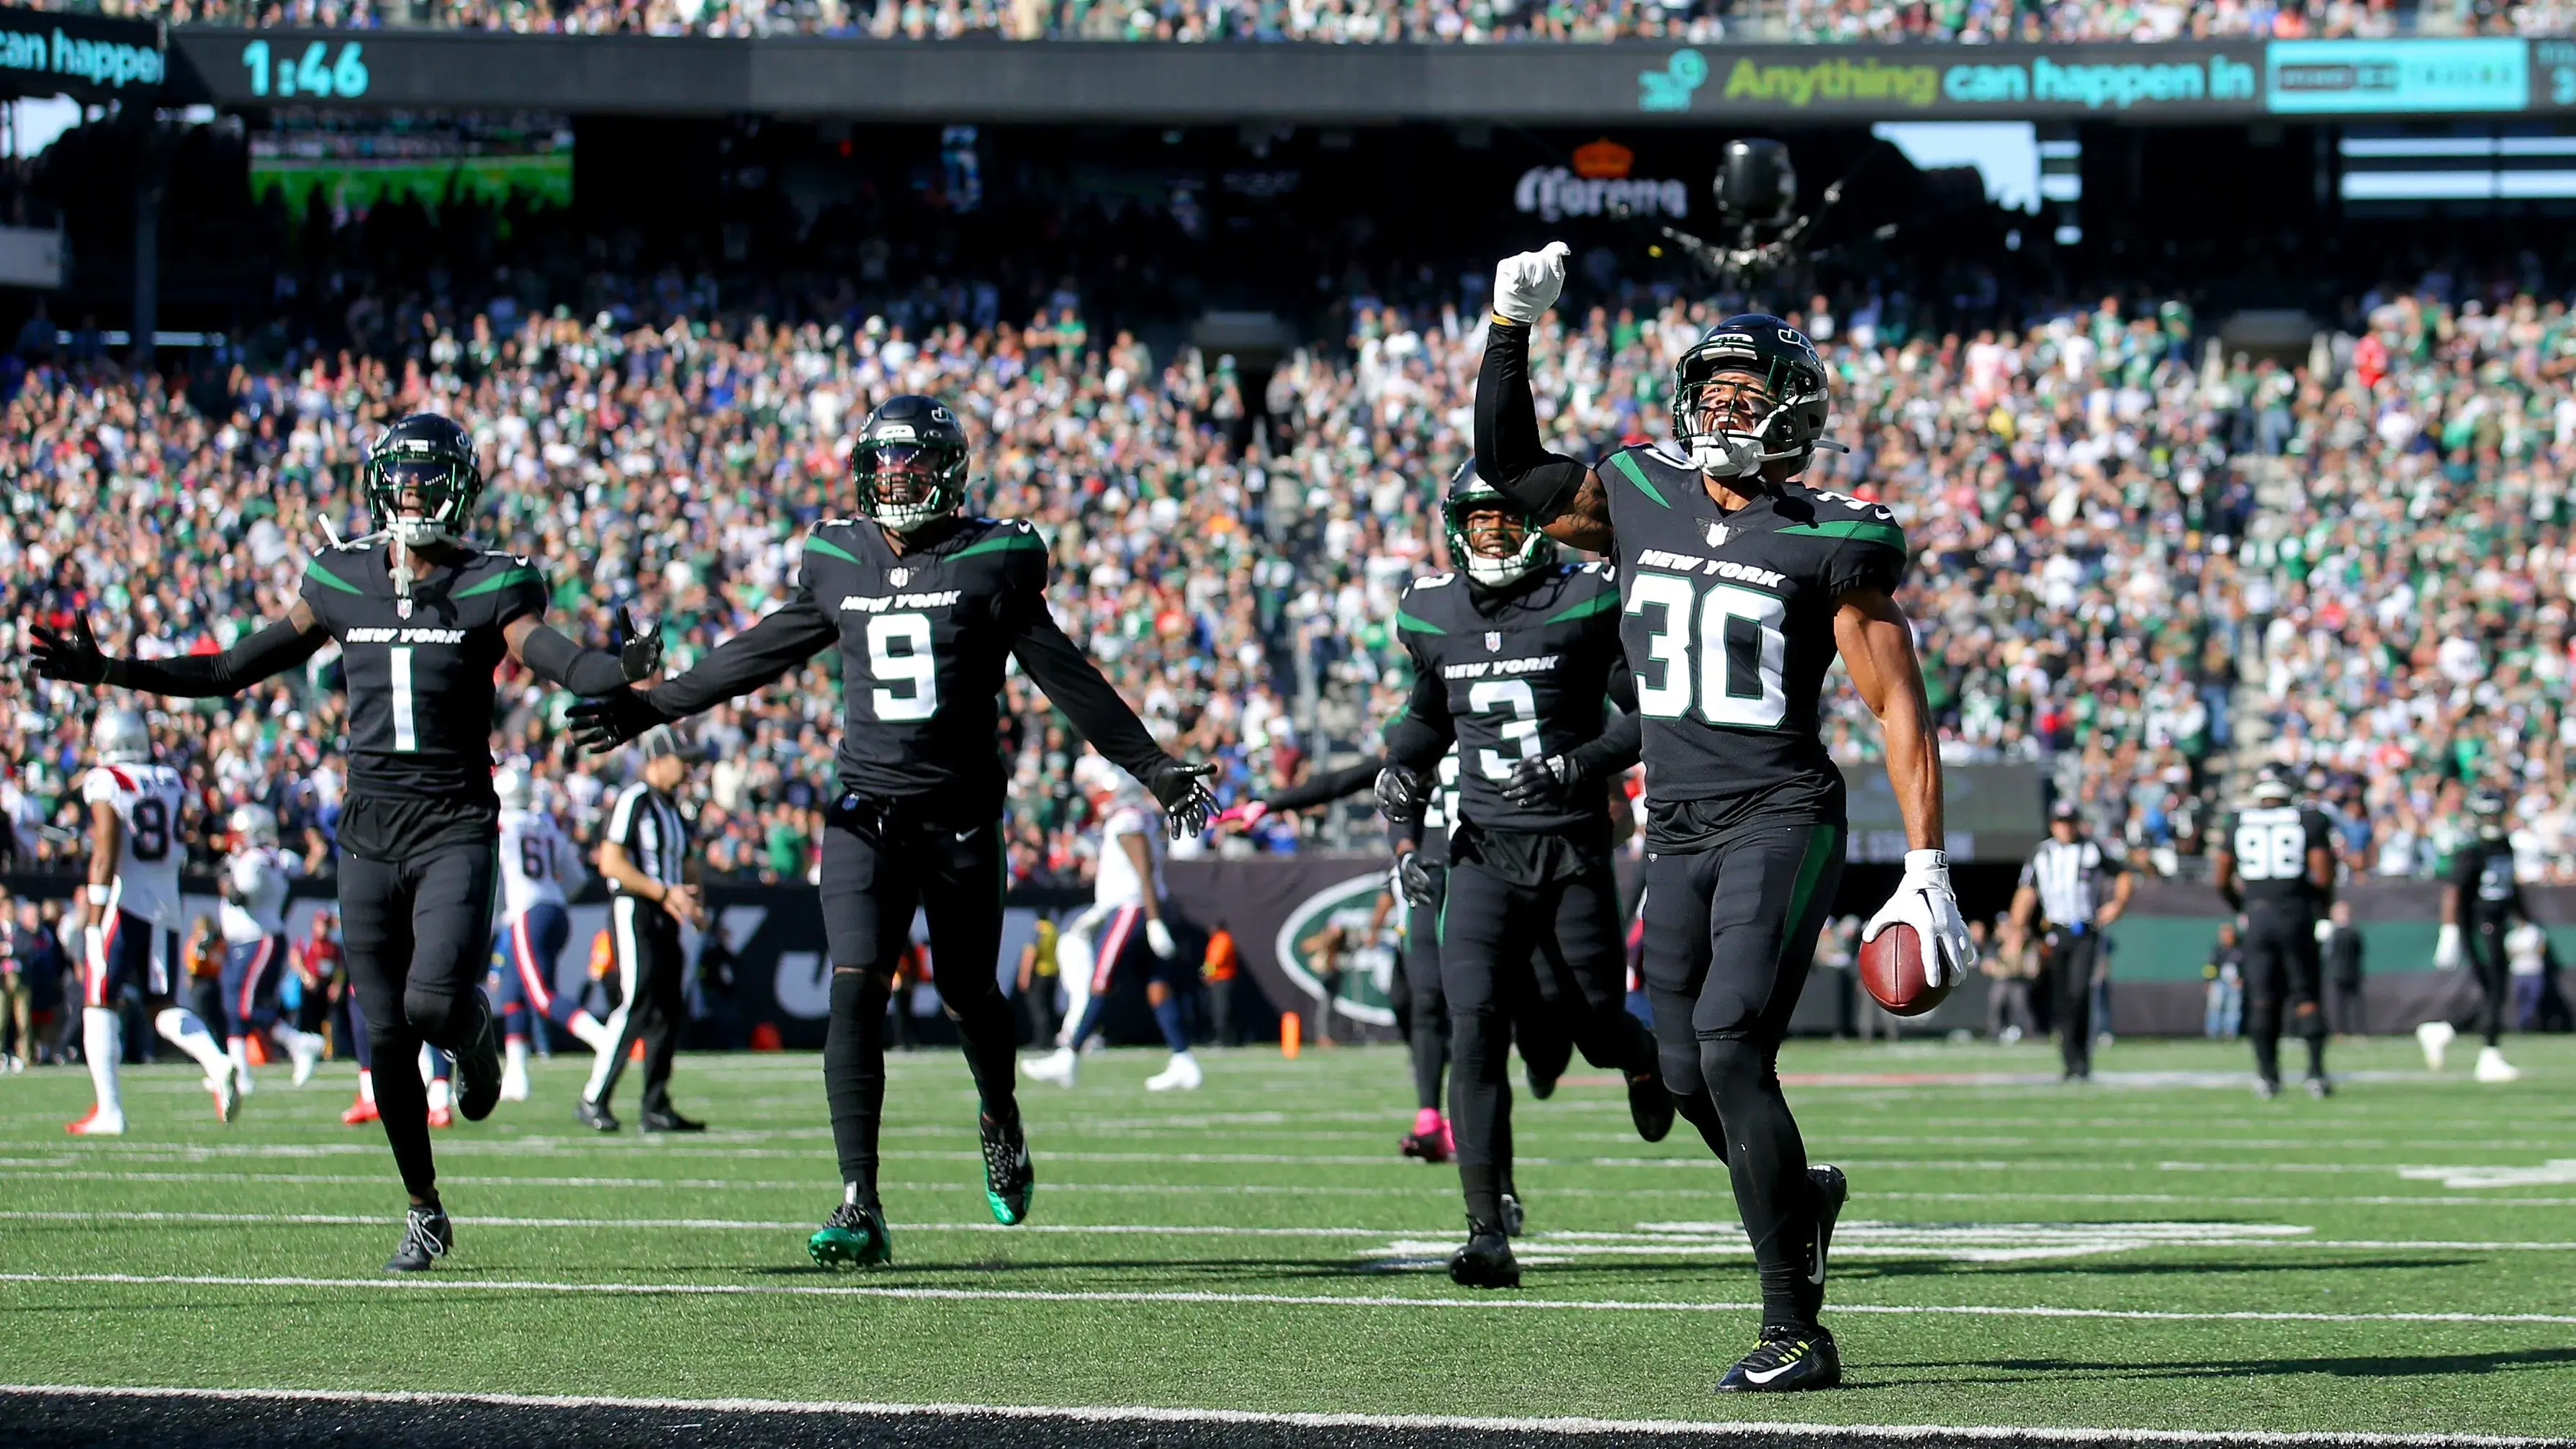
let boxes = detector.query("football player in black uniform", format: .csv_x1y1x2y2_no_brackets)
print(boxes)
2423,793,2528,1083
567,395,1216,1270
27,412,654,1272
1469,244,1974,1391
1374,466,1672,1289
2210,769,2337,1098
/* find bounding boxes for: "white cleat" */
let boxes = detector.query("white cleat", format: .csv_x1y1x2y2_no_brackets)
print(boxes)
2474,1046,2523,1084
66,1108,126,1137
289,1037,323,1088
1145,1051,1204,1093
209,1066,242,1124
1020,1047,1078,1088
500,1063,532,1102
2415,1020,2455,1073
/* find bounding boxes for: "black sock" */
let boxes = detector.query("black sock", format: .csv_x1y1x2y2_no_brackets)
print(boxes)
2252,1032,2282,1083
945,984,1022,1131
1410,1006,1449,1112
1449,1009,1508,1226
1672,1085,1729,1161
368,1025,438,1201
824,969,893,1199
1701,1034,1816,1330
2305,1034,2326,1078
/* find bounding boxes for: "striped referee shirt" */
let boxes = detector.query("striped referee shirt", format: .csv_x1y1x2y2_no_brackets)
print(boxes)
2020,835,2125,928
606,782,689,894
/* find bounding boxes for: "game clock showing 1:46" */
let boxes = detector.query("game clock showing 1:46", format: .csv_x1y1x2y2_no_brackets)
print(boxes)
240,40,369,99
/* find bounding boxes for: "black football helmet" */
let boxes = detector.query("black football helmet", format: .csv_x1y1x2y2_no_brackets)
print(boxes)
1443,461,1556,590
1670,315,1833,479
362,412,484,551
852,395,969,533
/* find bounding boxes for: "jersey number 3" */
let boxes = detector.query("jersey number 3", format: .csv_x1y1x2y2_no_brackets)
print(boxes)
866,613,940,723
1626,574,1787,728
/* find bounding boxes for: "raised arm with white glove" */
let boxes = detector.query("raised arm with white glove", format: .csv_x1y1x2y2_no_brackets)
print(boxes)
1490,242,1570,326
1860,849,1978,988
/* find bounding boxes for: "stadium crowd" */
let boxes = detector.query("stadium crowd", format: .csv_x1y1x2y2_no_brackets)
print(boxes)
5,219,2575,890
42,0,2522,42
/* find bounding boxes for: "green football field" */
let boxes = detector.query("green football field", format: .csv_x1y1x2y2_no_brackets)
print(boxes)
3,1036,2573,1438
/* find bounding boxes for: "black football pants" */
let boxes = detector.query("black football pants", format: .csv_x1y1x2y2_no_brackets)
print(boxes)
337,838,496,1202
1401,865,1449,1114
2241,903,2325,1084
586,897,688,1116
818,798,1020,1203
1441,854,1657,1231
1638,821,1844,1331
2050,928,2104,1078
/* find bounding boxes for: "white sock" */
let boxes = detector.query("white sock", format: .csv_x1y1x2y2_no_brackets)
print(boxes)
418,1043,441,1086
567,1011,608,1049
582,1009,630,1103
428,1075,453,1113
357,1067,376,1105
154,1007,230,1080
505,1038,530,1075
278,1025,323,1057
228,1037,257,1093
83,1007,123,1119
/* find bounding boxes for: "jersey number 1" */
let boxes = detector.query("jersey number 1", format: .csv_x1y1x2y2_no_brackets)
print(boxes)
1626,574,1787,728
866,613,940,723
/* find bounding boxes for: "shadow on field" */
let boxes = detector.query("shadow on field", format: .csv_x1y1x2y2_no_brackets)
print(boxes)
1880,1345,2576,1383
1846,1257,2480,1280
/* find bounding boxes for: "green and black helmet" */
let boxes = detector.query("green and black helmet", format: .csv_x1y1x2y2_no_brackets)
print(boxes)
1670,314,1832,478
852,394,970,533
1444,461,1556,590
362,412,484,550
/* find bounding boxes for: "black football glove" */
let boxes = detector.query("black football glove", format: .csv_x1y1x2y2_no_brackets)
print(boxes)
27,612,109,686
1141,757,1218,840
1501,753,1585,812
612,606,662,684
1392,849,1435,907
1374,762,1431,824
566,688,672,754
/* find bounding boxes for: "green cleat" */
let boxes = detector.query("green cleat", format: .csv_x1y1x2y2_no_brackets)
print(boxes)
808,1201,893,1270
981,1113,1035,1226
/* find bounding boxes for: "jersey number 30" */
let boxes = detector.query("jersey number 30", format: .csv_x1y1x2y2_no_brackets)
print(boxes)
1626,574,1787,728
866,613,940,723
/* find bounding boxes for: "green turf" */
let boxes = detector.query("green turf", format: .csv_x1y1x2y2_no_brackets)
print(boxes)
4,1036,2574,1433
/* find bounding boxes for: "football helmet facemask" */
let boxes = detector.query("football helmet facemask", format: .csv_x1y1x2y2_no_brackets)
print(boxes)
853,395,970,534
1444,464,1557,591
1671,315,1836,480
362,412,484,554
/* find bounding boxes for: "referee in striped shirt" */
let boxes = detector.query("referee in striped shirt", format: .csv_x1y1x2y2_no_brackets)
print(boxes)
578,726,708,1132
2008,800,2133,1082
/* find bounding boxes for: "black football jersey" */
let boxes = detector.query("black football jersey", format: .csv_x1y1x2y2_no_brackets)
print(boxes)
1599,443,1908,848
649,515,1112,821
297,544,545,802
2220,805,2334,913
2449,838,2524,924
1388,562,1631,835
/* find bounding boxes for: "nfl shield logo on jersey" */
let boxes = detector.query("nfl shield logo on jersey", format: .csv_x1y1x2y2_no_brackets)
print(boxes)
1484,631,1503,653
889,568,911,587
1706,521,1732,549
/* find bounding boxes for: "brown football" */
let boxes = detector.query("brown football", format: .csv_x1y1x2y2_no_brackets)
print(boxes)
1859,922,1952,1017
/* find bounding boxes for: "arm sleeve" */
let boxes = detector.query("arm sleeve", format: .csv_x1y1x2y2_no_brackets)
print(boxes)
1473,320,1589,522
515,622,640,696
1007,605,1168,782
1568,707,1641,781
643,591,839,720
106,618,327,698
1261,758,1385,813
1379,644,1456,774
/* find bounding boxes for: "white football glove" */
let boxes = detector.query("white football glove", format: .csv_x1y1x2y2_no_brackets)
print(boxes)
1146,919,1177,961
1860,849,1978,989
1490,242,1571,327
2434,922,2463,972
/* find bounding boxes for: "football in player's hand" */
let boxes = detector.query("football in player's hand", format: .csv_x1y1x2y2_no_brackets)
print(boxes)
1858,923,1952,1017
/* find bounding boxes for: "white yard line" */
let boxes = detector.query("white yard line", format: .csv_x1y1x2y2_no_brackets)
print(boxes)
0,1384,2566,1448
7,1273,2576,1328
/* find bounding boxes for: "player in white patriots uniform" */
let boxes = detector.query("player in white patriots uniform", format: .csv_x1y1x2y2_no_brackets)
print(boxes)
68,710,240,1134
218,803,327,1093
487,767,608,1101
1024,756,1200,1091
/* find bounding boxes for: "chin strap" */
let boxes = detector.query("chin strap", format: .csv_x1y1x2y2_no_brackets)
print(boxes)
318,517,465,601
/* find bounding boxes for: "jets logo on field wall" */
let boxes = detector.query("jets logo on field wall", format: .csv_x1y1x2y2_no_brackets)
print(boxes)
1272,873,1400,1028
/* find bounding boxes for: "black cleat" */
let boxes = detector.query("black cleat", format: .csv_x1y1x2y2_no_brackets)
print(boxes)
2254,1078,2281,1100
451,994,503,1123
980,1113,1035,1226
1500,1183,1525,1237
1715,1324,1842,1392
1448,1219,1521,1289
1808,1163,1847,1288
641,1109,707,1133
1628,1068,1675,1144
384,1206,452,1273
1523,1037,1570,1101
2305,1075,2333,1099
575,1098,621,1133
